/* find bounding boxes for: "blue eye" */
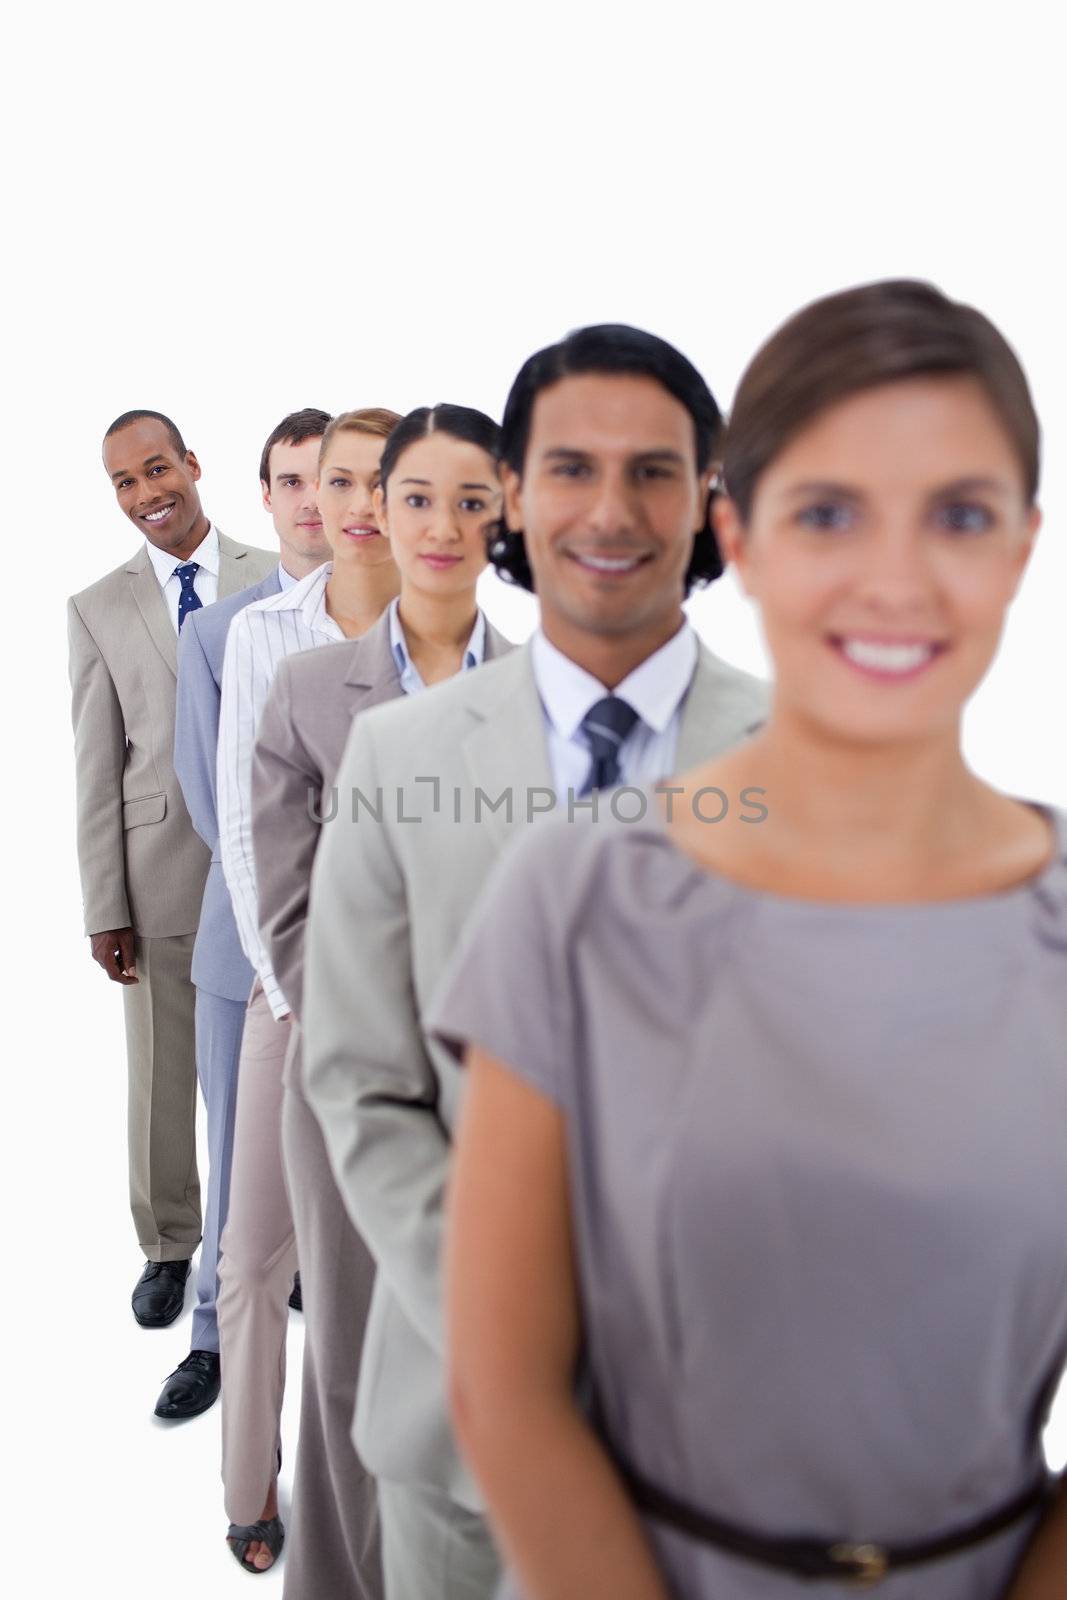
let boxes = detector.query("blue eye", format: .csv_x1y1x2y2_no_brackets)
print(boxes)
797,502,854,531
939,502,994,534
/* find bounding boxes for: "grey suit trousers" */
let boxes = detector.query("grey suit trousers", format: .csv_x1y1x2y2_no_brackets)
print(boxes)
377,1480,499,1600
281,1052,383,1600
192,989,247,1352
217,983,295,1525
121,932,201,1260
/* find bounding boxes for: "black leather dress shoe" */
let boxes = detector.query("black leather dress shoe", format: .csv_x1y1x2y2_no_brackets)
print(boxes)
154,1349,221,1420
288,1272,302,1313
132,1259,191,1328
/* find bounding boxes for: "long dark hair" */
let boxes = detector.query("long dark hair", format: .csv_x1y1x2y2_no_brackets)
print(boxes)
489,323,725,594
379,404,501,493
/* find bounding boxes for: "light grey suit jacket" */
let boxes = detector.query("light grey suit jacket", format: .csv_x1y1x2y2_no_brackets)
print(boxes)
252,609,514,1024
303,637,768,1503
68,531,277,938
174,566,283,1000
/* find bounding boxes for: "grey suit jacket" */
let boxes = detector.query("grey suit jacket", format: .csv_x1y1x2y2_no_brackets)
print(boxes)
68,530,277,939
302,637,768,1502
174,566,283,1001
252,609,514,1024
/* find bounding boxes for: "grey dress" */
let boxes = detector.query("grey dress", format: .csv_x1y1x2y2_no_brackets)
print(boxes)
429,802,1067,1599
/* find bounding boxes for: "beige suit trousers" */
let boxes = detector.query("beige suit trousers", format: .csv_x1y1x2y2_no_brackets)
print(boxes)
217,984,296,1525
281,1042,383,1600
121,931,201,1260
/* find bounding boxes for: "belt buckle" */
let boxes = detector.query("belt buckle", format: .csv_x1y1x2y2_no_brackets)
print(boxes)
829,1542,889,1588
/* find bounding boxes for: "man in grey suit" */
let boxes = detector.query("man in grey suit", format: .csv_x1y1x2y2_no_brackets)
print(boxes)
166,407,331,1420
68,410,275,1354
303,327,769,1598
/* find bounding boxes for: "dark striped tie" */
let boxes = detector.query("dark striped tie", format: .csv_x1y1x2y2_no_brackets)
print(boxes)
175,562,203,631
580,696,639,795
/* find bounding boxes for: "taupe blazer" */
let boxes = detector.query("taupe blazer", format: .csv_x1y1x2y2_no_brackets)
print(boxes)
302,637,768,1503
252,608,513,1022
68,530,277,938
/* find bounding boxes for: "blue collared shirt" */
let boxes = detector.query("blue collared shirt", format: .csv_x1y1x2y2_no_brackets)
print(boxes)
388,597,486,696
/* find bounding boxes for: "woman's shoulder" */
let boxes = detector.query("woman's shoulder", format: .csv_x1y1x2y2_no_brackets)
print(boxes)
499,796,740,935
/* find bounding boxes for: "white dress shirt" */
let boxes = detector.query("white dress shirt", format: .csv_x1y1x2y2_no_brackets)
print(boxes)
387,597,486,696
145,523,220,631
530,621,698,800
218,561,342,1018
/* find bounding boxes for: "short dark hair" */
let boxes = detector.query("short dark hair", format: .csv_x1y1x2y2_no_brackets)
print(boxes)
259,407,332,485
490,323,724,594
724,279,1042,520
104,409,187,458
379,404,501,493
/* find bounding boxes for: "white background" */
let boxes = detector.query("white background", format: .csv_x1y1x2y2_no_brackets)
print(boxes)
3,3,1065,1594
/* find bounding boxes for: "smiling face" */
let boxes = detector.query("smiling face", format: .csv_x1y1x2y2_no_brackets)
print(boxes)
502,373,709,656
716,375,1041,747
104,417,207,555
374,433,496,600
316,427,395,571
261,434,326,565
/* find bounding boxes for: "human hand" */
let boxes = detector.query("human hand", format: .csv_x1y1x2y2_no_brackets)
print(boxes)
90,927,138,984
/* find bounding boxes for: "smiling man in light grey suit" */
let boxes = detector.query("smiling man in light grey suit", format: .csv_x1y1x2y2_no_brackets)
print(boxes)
161,408,331,1423
68,410,275,1345
303,327,769,1599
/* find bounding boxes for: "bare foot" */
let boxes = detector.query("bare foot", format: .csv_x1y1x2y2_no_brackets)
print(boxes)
228,1481,280,1571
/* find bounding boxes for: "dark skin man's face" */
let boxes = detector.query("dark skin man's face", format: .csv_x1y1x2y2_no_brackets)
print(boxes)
103,417,209,559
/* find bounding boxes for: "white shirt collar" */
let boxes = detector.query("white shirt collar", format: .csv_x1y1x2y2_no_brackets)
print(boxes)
531,620,697,739
389,597,486,694
144,523,220,588
277,562,301,593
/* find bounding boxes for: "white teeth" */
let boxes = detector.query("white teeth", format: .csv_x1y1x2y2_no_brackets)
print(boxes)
144,505,173,522
841,638,936,674
577,554,641,572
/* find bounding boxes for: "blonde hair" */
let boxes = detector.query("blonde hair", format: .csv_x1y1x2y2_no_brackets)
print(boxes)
319,407,402,466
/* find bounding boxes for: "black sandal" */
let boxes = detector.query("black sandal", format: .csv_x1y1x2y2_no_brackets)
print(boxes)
226,1516,285,1573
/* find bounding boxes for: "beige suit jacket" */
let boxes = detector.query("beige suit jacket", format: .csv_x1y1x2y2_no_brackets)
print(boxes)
68,530,277,938
303,636,769,1502
252,608,513,1022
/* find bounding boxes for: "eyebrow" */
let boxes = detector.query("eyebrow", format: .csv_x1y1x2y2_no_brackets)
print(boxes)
542,447,687,463
783,475,1013,500
398,477,496,492
111,453,166,483
931,475,1012,497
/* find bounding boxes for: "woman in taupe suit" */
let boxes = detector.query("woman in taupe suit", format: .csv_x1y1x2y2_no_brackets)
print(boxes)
435,282,1067,1599
227,406,512,1585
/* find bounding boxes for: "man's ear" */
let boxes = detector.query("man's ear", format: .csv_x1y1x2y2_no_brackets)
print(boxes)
260,480,272,514
185,451,202,483
712,495,752,594
499,463,523,531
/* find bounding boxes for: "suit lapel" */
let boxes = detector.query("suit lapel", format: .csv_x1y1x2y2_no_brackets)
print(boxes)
461,646,553,845
675,644,763,770
483,621,513,662
126,549,178,676
217,528,252,601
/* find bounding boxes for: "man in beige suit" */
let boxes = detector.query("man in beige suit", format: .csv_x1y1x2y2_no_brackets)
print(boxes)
68,409,275,1333
303,328,769,1598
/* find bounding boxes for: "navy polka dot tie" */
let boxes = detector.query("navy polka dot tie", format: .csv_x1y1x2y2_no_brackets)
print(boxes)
175,562,203,631
580,696,640,795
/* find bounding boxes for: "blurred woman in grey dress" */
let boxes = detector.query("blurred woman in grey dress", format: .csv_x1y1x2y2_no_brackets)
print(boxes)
431,281,1067,1598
